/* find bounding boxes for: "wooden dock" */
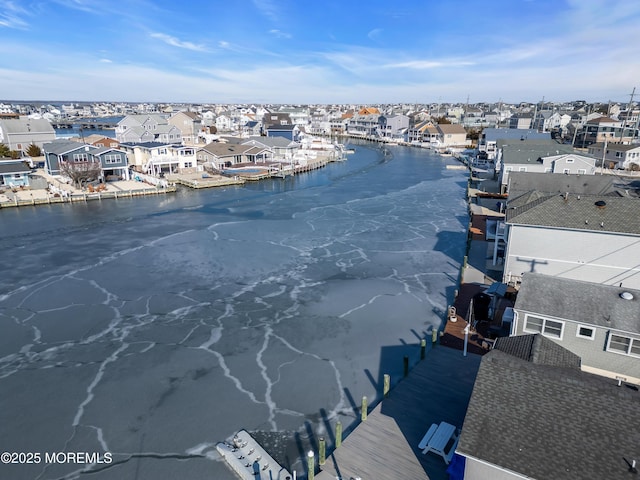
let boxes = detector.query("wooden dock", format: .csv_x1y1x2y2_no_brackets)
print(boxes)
316,346,481,480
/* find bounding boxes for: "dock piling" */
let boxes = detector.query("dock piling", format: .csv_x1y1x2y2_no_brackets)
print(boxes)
403,355,409,377
307,450,315,480
383,374,390,397
420,339,426,360
361,396,368,422
335,421,342,448
319,437,326,466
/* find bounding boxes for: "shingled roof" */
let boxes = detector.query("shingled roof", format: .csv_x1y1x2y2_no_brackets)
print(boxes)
458,347,640,479
515,273,640,333
506,193,640,235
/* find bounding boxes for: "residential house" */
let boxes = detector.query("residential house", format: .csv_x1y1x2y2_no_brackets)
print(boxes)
407,120,433,143
195,143,268,170
119,142,195,175
512,273,640,384
377,114,409,140
507,112,533,129
115,114,182,144
43,139,130,180
168,111,202,145
346,111,381,137
43,139,96,176
265,124,300,142
0,159,32,187
242,136,299,161
0,117,56,152
457,335,640,480
241,121,261,137
215,114,234,133
502,193,640,288
588,142,640,170
499,143,597,193
575,116,634,147
90,147,130,180
434,124,467,149
478,128,550,160
262,112,292,131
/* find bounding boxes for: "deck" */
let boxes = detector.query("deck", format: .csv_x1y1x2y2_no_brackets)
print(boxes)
316,346,482,480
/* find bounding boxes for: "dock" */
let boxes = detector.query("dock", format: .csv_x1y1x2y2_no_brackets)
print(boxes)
316,346,481,480
217,429,292,480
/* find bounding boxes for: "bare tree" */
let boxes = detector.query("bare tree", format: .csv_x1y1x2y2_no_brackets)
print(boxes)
59,158,102,189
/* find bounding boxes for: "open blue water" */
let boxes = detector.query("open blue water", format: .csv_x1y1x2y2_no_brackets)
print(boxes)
0,142,469,479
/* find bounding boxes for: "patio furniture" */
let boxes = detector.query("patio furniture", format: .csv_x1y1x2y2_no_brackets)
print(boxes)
420,421,460,464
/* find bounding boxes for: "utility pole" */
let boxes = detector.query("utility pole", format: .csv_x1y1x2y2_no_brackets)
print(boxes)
620,87,636,143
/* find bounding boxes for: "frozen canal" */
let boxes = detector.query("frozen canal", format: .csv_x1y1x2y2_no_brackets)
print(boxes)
0,143,470,479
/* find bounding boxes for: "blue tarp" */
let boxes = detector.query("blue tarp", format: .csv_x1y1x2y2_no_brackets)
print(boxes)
446,453,466,480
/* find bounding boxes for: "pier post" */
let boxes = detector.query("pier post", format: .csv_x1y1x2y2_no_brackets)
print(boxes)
403,355,409,377
335,421,342,448
319,437,326,466
307,451,315,480
432,328,438,345
383,374,390,397
361,396,367,422
420,339,426,360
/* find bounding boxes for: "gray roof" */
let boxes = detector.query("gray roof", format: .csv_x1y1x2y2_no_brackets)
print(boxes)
506,193,640,235
243,136,298,148
506,172,632,200
482,128,551,142
501,143,581,165
515,273,640,333
0,117,55,134
493,334,582,369
43,139,90,155
458,348,640,480
0,161,31,174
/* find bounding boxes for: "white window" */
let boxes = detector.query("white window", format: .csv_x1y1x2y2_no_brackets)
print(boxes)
505,166,513,172
566,157,574,163
607,334,640,357
578,169,586,174
519,167,527,172
576,325,595,340
524,315,564,339
73,153,89,162
544,167,552,173
104,154,121,164
563,168,570,174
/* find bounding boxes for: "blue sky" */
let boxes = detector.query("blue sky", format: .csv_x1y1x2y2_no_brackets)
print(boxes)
1,0,639,104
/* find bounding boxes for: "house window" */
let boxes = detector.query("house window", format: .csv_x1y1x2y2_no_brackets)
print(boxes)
607,334,640,357
578,169,586,174
563,168,570,174
576,325,595,340
73,153,89,162
566,158,574,163
544,167,552,173
104,154,121,164
524,315,564,339
518,167,527,172
505,167,513,172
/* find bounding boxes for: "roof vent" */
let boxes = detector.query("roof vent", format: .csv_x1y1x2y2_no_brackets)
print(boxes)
620,291,634,300
595,200,606,208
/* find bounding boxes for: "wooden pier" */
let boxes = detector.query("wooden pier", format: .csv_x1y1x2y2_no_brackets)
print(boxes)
316,346,481,480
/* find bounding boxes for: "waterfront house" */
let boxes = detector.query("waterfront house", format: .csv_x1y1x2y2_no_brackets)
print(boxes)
457,336,640,480
407,120,434,143
587,142,640,171
377,114,409,140
43,139,96,176
346,111,381,137
90,147,131,180
499,143,597,193
512,273,640,384
507,112,533,129
242,136,298,161
119,142,193,175
478,128,550,160
434,124,468,149
502,193,640,288
195,143,266,170
0,117,56,152
0,159,32,188
168,111,202,145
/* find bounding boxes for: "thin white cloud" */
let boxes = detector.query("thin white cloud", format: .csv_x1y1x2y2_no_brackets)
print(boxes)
386,60,475,69
252,0,279,22
269,29,291,39
0,1,29,29
150,33,208,52
367,28,382,41
99,58,112,63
